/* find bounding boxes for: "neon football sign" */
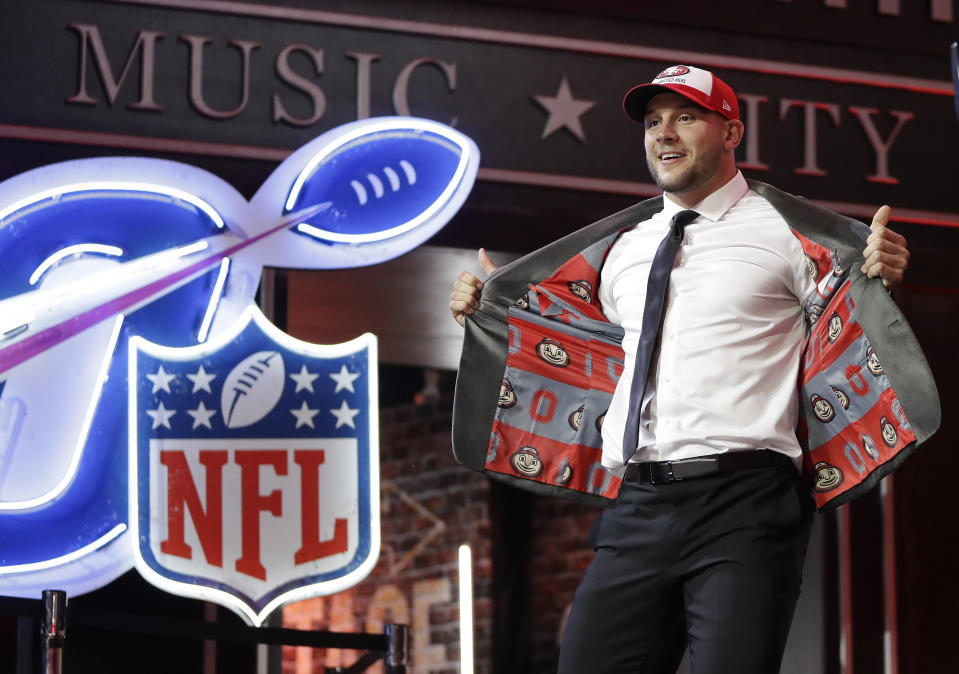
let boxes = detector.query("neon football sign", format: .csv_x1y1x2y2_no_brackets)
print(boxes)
0,117,479,623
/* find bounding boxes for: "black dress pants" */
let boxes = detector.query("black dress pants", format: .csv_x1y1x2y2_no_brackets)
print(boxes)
558,460,814,674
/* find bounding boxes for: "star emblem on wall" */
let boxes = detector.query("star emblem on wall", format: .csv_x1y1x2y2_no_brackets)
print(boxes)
531,77,596,143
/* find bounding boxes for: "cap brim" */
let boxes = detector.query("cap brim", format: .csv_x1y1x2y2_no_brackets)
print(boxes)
622,83,673,122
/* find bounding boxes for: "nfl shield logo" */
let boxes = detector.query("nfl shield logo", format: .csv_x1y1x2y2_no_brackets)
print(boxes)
128,306,379,625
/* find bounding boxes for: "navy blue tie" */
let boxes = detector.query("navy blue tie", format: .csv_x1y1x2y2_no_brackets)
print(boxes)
621,209,699,465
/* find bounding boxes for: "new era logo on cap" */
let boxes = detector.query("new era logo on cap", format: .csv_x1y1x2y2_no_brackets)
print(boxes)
623,64,740,122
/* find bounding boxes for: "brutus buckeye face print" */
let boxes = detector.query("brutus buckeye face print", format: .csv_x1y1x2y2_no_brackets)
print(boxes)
536,337,571,367
811,394,835,423
510,446,544,477
595,410,606,432
805,301,824,324
513,296,529,310
568,405,585,430
831,386,850,410
498,377,517,408
814,461,844,492
804,254,820,281
866,348,883,376
567,279,593,303
880,416,898,447
862,434,880,461
556,461,573,485
827,312,843,343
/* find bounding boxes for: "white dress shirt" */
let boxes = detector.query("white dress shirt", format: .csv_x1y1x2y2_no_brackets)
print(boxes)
598,172,815,471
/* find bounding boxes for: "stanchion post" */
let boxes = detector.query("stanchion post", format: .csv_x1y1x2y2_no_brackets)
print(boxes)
384,623,409,674
41,590,67,674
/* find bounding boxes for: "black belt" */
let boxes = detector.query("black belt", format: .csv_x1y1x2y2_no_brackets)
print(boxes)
623,450,793,485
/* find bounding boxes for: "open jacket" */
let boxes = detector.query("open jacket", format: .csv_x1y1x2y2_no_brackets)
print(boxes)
452,181,940,510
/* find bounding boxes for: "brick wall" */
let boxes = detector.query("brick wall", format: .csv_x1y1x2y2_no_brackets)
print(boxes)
525,497,598,673
281,395,494,673
281,392,598,674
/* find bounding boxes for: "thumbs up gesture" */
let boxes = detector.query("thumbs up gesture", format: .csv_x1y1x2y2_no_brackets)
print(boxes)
450,248,498,327
861,205,909,288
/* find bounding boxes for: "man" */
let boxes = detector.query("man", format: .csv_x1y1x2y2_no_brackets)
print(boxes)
449,65,938,673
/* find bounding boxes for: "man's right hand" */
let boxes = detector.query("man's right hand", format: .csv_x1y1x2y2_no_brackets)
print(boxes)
450,248,498,327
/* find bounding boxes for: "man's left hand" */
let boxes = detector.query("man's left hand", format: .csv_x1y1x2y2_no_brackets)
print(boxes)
861,205,908,288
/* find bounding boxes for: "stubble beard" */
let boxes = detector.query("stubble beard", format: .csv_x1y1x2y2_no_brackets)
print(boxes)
646,141,723,197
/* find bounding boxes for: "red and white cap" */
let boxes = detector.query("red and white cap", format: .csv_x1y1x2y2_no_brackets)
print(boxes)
623,65,740,122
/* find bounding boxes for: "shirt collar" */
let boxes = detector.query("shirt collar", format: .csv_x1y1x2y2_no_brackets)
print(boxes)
660,171,749,222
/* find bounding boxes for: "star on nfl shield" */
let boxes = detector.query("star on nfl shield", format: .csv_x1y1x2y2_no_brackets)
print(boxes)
128,306,379,625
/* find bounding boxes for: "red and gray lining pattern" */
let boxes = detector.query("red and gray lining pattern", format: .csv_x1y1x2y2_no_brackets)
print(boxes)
792,230,916,509
483,223,916,509
486,233,624,499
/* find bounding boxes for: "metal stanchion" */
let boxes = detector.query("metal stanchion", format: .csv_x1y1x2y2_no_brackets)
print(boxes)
41,590,67,674
13,592,403,674
384,623,409,674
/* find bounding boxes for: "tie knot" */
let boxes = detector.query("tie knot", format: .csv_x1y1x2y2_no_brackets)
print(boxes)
670,209,699,237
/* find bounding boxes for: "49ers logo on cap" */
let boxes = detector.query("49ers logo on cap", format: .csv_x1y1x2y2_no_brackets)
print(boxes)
656,65,690,79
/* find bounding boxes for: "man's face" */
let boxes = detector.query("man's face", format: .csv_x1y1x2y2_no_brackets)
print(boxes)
643,92,737,205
